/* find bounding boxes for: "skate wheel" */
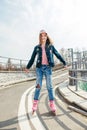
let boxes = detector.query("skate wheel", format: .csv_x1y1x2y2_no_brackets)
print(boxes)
52,111,56,116
32,110,35,115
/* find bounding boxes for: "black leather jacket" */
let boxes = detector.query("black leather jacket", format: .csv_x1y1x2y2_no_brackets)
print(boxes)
26,44,66,69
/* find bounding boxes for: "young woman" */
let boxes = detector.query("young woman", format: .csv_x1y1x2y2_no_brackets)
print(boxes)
26,30,67,114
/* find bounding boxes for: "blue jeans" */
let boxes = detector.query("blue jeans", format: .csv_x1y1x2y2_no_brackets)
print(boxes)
34,65,54,100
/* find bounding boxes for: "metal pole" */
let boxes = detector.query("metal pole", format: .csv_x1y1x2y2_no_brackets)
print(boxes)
71,48,74,69
20,60,22,71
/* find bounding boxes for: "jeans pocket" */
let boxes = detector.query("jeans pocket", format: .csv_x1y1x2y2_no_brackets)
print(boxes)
46,66,52,75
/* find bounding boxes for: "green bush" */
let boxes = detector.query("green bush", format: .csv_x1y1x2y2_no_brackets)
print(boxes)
78,81,87,91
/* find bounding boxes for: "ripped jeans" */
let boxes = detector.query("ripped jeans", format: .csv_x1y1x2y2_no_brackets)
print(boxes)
34,65,54,100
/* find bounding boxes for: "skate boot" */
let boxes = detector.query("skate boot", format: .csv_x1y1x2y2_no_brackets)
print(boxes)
32,100,38,114
49,100,56,115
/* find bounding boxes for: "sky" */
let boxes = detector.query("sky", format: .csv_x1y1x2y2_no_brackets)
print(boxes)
0,0,87,60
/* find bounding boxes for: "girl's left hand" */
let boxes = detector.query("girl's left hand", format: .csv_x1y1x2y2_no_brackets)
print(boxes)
64,65,68,69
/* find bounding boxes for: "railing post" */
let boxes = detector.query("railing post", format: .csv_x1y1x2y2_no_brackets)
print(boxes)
68,48,73,68
75,72,78,91
71,48,74,69
69,70,75,85
20,60,22,71
7,58,12,71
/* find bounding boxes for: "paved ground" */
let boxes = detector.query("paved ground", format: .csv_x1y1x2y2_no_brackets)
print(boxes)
0,72,36,88
0,72,29,84
0,81,35,130
0,69,87,130
58,82,87,115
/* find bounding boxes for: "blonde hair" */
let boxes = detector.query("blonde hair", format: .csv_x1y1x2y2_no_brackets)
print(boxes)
39,34,53,45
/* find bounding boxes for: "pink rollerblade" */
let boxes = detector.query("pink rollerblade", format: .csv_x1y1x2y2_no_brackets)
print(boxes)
32,100,38,114
49,100,56,115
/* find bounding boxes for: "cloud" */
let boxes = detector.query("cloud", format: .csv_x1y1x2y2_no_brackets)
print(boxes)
0,0,87,59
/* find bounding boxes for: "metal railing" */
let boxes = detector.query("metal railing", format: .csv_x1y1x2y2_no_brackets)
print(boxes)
0,56,32,71
68,49,87,91
67,48,87,69
69,69,87,91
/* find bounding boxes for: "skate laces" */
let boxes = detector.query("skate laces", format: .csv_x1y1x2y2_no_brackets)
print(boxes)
50,101,56,110
32,100,38,110
33,101,37,107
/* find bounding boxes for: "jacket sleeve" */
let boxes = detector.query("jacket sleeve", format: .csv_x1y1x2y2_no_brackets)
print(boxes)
52,45,66,66
26,46,37,69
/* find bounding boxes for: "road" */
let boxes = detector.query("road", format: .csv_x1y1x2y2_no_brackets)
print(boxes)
0,69,87,130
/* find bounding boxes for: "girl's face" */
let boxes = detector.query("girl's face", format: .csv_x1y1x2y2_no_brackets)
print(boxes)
40,33,47,43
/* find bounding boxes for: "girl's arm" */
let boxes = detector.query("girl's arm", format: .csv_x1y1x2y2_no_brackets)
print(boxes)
26,46,37,69
52,46,66,66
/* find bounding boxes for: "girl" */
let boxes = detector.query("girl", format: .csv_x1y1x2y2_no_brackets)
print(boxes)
26,30,67,114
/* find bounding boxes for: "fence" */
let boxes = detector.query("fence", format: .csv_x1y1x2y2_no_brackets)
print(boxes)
0,56,32,71
68,49,87,69
69,69,87,91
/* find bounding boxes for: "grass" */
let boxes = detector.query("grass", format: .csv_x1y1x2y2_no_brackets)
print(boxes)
78,81,87,91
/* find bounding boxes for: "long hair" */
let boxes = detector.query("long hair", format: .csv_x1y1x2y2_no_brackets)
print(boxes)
39,34,53,46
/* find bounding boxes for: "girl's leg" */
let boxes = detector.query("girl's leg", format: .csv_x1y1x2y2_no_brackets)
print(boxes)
45,66,56,112
32,67,43,112
34,67,43,100
45,66,54,100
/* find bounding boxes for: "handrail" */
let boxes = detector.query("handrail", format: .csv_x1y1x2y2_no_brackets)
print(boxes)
0,55,29,71
68,69,87,91
69,76,87,82
69,69,87,72
0,56,28,61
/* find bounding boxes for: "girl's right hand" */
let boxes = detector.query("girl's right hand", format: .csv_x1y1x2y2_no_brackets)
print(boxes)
64,65,68,70
25,68,29,73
